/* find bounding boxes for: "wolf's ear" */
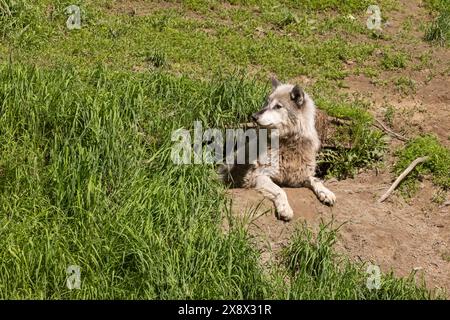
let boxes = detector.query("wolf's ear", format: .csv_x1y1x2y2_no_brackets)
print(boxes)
271,76,281,90
290,85,305,106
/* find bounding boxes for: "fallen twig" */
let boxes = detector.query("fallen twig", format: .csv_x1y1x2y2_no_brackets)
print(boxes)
373,118,408,142
440,201,450,208
227,115,351,129
224,122,255,129
378,156,430,203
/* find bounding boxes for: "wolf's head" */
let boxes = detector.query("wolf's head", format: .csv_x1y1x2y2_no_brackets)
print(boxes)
251,77,318,141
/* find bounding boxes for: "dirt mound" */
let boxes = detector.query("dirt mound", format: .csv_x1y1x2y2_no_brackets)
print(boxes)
228,167,450,293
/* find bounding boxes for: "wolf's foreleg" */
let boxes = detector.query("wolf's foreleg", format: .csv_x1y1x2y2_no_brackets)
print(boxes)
305,176,336,206
255,175,293,221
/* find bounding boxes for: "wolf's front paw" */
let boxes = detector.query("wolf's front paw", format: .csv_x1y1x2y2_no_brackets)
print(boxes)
276,202,294,221
318,188,336,206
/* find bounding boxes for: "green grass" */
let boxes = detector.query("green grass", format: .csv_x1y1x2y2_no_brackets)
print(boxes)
424,0,450,46
442,252,450,263
381,51,408,70
0,0,389,180
314,95,386,179
0,0,385,79
383,105,395,127
281,222,438,299
394,76,416,94
0,64,269,299
0,0,445,299
425,9,450,46
394,135,450,195
318,123,385,179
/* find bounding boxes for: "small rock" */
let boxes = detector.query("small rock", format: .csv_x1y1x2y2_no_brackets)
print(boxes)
255,26,265,34
374,49,383,56
430,262,439,267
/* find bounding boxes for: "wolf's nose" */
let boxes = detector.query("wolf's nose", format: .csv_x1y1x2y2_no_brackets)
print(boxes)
251,113,258,122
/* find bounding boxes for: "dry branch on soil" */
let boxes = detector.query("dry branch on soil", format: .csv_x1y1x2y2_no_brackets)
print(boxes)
373,118,408,142
378,156,430,203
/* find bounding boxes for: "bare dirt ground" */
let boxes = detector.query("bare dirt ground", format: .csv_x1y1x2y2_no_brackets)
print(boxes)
342,0,450,148
229,169,449,294
229,0,450,295
343,72,450,148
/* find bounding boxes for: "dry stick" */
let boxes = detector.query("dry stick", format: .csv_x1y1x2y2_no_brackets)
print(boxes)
239,122,256,128
228,120,352,149
233,118,408,141
373,118,408,142
228,115,351,129
231,116,407,151
378,156,430,203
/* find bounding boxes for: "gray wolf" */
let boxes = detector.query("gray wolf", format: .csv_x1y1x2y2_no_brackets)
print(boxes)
220,77,336,221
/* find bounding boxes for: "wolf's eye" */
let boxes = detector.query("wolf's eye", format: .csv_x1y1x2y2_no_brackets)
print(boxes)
274,104,283,109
